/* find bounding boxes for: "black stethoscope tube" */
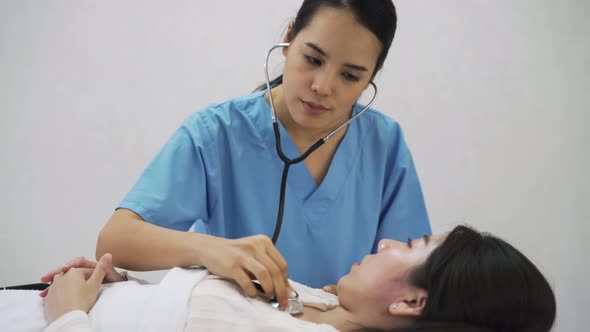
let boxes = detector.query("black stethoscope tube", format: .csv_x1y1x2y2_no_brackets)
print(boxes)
271,122,325,244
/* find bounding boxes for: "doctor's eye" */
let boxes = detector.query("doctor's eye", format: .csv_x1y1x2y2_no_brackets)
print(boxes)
407,238,413,248
304,55,322,66
341,72,360,82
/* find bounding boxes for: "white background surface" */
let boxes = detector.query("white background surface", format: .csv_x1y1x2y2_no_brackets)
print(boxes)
1,1,588,331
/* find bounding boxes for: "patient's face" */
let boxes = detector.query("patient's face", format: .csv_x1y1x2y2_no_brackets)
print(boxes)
337,235,443,315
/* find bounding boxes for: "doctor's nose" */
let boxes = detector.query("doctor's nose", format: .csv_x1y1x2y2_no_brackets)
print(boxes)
378,239,402,252
311,71,335,96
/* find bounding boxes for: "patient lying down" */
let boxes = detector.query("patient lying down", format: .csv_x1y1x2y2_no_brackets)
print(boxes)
1,226,556,332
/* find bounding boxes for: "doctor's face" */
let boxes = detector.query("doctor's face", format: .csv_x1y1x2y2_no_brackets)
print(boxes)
280,6,382,135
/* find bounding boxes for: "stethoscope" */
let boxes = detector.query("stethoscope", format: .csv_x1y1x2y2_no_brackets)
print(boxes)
264,43,379,245
253,279,304,315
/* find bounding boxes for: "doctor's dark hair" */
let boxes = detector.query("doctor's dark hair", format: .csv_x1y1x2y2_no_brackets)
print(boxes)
255,0,397,91
391,225,556,332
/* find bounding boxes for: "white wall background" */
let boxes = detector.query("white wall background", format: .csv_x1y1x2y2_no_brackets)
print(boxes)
1,1,588,331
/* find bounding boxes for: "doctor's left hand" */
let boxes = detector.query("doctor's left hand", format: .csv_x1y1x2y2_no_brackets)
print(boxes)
43,253,110,324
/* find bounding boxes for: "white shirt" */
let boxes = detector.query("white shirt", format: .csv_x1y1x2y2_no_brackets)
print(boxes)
41,268,339,332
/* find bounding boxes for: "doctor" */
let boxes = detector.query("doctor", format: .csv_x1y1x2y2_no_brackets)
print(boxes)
94,0,431,308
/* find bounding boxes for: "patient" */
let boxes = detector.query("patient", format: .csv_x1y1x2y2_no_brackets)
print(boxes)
1,226,555,332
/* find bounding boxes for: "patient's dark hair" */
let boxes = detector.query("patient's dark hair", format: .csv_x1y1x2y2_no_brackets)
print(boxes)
255,0,397,91
393,225,556,332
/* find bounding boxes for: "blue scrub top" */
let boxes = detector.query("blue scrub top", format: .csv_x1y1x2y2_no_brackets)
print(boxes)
119,90,431,288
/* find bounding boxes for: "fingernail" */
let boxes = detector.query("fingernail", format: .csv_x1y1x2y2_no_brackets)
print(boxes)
280,300,289,309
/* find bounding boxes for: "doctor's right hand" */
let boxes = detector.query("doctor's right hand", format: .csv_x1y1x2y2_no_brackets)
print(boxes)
202,234,291,309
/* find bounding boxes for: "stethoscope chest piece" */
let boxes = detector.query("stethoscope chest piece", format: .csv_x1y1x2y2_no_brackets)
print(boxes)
271,297,304,315
254,280,304,315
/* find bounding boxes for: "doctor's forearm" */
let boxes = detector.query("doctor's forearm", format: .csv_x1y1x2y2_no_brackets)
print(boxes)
95,212,214,271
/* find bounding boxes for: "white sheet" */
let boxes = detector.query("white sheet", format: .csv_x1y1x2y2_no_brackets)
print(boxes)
0,289,47,332
0,267,208,332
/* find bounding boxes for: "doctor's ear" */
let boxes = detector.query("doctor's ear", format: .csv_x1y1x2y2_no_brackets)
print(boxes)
282,22,295,55
388,289,428,318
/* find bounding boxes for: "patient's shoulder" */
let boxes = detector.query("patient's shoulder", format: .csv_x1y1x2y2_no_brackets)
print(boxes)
289,280,339,311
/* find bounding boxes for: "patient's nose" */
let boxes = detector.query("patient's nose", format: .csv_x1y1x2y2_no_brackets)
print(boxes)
378,239,400,252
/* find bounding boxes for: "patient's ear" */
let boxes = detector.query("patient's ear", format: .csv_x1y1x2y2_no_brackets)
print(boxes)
388,289,428,318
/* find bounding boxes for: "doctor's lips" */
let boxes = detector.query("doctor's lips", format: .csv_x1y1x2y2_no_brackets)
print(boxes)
302,100,330,115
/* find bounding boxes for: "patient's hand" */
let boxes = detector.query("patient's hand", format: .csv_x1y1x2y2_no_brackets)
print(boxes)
323,284,338,296
43,253,110,324
40,255,126,298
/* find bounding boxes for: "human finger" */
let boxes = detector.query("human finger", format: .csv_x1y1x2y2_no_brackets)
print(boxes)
86,254,110,293
40,257,95,283
322,285,338,295
77,259,123,283
40,266,69,283
233,269,258,298
80,268,100,280
40,272,65,297
50,272,63,284
67,256,94,267
65,257,98,270
264,244,289,281
263,242,291,307
254,252,289,308
43,268,94,324
244,256,274,295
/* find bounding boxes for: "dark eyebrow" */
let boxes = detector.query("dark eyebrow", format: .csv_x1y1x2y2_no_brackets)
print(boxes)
305,42,326,57
304,42,368,72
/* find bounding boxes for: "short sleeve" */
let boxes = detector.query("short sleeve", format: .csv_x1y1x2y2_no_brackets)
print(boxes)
376,125,431,248
118,115,213,231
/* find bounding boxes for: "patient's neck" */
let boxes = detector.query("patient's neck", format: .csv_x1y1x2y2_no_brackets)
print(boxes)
298,306,365,331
